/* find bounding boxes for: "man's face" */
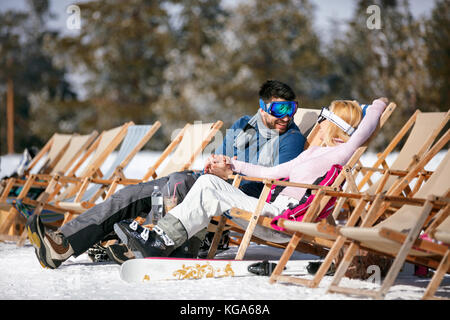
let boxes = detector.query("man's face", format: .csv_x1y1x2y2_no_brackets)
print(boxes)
259,97,295,133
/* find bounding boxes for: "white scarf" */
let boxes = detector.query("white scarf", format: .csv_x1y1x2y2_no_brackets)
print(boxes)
233,112,280,166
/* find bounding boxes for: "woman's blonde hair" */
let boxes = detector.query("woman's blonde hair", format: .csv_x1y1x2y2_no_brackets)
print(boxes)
322,100,362,146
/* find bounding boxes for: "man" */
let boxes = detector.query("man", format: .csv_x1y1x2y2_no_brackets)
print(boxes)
27,80,306,269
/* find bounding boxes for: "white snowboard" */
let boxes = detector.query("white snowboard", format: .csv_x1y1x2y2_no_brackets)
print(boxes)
119,257,305,283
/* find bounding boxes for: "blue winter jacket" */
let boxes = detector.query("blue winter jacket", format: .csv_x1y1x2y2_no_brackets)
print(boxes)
214,115,306,197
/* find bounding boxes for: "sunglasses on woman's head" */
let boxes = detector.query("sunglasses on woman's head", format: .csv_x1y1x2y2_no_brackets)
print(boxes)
317,107,356,136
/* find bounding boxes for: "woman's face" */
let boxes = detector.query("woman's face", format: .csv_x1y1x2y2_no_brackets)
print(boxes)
317,119,330,143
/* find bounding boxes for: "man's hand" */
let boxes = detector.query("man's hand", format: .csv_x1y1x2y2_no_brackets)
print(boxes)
204,154,232,174
204,154,235,179
204,154,220,173
208,162,233,180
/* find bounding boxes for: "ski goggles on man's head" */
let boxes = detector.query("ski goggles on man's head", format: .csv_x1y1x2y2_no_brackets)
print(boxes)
259,99,298,119
317,107,356,136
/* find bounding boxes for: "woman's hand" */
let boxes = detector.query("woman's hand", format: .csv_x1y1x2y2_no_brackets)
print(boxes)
378,97,389,105
209,162,234,180
204,155,236,180
204,154,216,173
204,154,232,173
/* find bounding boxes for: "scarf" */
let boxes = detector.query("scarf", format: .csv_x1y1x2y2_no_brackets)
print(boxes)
233,112,281,166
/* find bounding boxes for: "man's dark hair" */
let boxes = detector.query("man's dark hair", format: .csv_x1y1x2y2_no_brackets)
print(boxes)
258,80,296,102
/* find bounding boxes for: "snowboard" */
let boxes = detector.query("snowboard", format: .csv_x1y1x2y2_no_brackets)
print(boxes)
119,257,305,283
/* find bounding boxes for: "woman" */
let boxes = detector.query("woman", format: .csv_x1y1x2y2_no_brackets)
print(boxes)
116,97,389,257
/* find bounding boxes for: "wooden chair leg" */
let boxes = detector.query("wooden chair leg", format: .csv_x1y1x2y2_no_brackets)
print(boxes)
269,189,329,286
310,197,369,287
29,176,59,218
0,178,15,202
375,198,435,299
0,208,19,235
327,242,360,294
16,229,28,247
422,249,450,300
273,198,367,289
207,215,228,259
269,231,303,284
309,236,347,288
0,175,37,234
62,212,76,225
235,183,272,260
327,195,385,294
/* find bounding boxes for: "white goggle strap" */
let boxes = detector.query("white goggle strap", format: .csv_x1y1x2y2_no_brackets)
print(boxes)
320,108,356,136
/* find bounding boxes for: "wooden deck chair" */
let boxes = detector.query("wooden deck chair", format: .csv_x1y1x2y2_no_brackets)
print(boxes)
0,133,73,202
267,128,450,289
293,108,321,148
25,133,73,176
139,121,223,182
0,122,133,240
324,149,450,299
28,121,223,224
0,131,98,238
1,133,72,182
0,132,73,236
98,121,223,201
354,110,450,198
0,131,98,211
53,122,135,201
45,132,100,176
0,131,99,208
224,109,448,242
53,123,161,217
206,103,397,259
422,212,450,300
10,123,161,247
332,110,449,222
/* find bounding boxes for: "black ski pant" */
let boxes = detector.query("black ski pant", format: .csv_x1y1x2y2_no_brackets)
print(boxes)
60,171,200,256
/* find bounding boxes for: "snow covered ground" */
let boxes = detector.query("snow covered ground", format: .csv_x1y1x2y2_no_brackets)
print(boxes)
2,241,448,301
0,150,449,301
